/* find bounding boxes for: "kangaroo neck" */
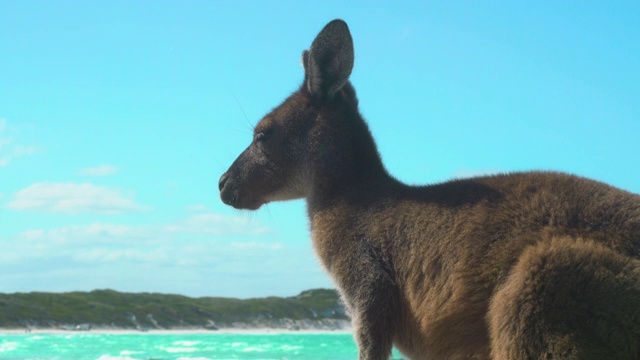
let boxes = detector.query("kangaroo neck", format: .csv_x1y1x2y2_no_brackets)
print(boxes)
304,125,392,215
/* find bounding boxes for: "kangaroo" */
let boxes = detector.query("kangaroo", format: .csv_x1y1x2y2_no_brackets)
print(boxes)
219,19,640,359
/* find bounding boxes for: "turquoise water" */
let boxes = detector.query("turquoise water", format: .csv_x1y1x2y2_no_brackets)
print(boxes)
0,333,405,359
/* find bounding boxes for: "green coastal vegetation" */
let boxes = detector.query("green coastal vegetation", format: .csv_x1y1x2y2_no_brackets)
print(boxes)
0,288,348,330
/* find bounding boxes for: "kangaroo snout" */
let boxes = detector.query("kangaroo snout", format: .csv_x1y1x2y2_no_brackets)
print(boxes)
218,172,238,207
217,165,264,211
218,172,229,193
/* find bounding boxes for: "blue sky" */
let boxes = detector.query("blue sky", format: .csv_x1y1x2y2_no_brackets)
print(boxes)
1,1,638,298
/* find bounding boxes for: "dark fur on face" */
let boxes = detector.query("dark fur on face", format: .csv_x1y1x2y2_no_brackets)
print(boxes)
220,19,640,360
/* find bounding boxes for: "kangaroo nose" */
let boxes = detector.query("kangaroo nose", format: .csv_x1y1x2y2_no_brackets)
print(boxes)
218,173,229,192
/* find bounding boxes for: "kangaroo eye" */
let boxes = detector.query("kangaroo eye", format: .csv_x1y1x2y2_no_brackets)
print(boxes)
254,130,272,142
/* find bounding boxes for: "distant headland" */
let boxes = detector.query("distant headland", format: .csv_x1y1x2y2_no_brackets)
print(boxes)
0,288,350,332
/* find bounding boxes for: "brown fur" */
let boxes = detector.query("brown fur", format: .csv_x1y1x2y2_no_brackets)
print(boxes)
219,19,640,359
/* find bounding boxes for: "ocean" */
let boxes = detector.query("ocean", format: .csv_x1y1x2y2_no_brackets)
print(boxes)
0,332,405,359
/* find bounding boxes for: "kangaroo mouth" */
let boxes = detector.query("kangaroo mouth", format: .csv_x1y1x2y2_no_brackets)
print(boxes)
218,173,263,210
219,188,240,208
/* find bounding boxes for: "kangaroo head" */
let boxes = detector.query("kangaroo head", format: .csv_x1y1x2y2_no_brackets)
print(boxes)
219,20,358,210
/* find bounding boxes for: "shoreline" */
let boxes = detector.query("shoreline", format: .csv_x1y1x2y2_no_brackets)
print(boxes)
0,327,353,335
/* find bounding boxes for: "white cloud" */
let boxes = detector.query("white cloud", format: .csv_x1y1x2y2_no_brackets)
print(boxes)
230,241,284,250
3,216,279,267
73,247,171,264
0,224,155,265
6,182,151,214
168,213,273,237
0,214,329,297
185,204,209,212
0,118,10,166
0,118,38,167
78,164,118,176
12,145,38,157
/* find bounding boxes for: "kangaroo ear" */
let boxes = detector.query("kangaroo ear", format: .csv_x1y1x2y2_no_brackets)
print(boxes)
302,19,354,99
